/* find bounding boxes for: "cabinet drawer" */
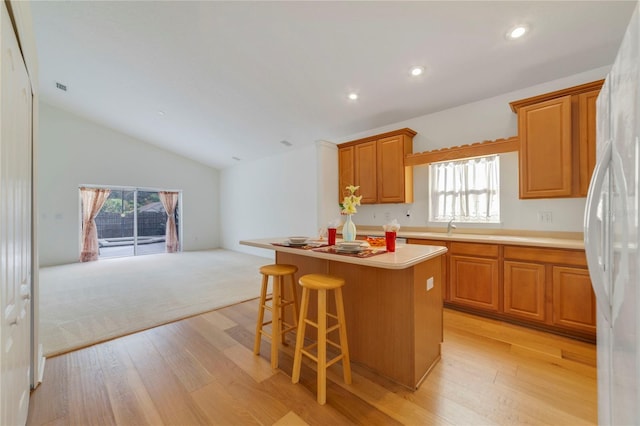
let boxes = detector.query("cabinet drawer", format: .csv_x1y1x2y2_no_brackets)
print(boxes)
408,239,447,247
504,246,587,267
450,242,499,258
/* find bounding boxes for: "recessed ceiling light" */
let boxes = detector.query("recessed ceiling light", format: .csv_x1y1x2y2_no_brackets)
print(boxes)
507,25,528,40
410,66,424,76
347,92,358,101
280,140,292,147
157,110,165,116
232,156,241,161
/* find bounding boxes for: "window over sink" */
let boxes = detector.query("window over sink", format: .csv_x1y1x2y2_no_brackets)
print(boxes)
428,154,500,223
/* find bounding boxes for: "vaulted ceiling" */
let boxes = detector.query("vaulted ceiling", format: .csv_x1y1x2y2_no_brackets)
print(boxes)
31,1,636,169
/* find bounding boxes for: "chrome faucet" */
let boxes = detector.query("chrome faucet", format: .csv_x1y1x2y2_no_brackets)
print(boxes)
447,219,457,235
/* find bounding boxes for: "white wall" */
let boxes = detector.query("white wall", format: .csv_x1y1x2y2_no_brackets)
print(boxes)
38,102,220,266
220,142,321,258
223,67,609,254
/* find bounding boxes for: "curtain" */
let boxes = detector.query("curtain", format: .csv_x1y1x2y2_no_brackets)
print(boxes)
80,187,111,262
430,155,500,222
159,191,180,253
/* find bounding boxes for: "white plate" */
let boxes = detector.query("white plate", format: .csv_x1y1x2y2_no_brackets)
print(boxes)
288,236,308,244
337,241,363,249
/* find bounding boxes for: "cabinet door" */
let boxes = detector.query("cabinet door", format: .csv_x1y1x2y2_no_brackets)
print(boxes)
519,95,572,198
503,261,546,322
450,255,499,311
354,141,377,204
577,89,599,196
338,146,354,203
377,135,411,203
552,266,596,333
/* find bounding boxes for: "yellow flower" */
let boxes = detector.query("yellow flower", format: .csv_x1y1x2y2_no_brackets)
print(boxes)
340,185,361,215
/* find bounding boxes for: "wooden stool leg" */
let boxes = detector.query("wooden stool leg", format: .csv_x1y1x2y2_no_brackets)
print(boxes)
253,274,269,355
279,277,287,345
292,287,309,384
317,288,327,405
290,273,299,330
271,276,281,369
334,287,352,384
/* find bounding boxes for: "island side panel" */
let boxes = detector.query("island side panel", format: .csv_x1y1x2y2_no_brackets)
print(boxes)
328,261,416,388
413,255,443,387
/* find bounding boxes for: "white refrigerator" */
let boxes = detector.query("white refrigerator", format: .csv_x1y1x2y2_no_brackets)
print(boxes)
584,1,640,424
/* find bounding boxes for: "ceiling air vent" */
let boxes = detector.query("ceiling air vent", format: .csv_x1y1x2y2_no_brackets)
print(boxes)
55,82,67,91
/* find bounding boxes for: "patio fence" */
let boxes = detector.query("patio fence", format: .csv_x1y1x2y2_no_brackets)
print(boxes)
96,211,168,238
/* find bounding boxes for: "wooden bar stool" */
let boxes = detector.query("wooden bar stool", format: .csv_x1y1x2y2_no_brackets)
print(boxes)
254,264,299,369
291,273,351,405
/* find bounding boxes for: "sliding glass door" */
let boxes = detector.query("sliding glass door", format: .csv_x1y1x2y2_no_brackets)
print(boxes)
136,191,169,256
96,189,135,258
89,187,180,259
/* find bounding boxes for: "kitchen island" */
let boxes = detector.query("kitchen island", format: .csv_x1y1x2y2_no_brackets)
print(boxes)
240,238,448,389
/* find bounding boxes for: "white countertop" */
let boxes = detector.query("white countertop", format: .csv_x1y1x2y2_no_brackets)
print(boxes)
357,230,585,250
239,238,448,270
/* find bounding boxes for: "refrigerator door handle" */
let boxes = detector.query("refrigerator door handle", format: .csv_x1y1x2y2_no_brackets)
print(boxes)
609,146,630,325
584,139,613,324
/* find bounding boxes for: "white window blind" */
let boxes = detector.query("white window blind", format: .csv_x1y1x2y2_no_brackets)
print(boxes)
429,154,500,223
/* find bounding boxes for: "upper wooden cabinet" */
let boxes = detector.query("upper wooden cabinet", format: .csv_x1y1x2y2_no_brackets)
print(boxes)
338,128,415,204
509,80,603,199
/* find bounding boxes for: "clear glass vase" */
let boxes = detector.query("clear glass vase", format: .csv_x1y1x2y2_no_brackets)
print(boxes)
342,214,357,242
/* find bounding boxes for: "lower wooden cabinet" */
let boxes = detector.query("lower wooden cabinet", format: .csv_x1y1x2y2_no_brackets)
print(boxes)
450,255,499,311
407,238,596,341
503,260,546,322
552,266,596,333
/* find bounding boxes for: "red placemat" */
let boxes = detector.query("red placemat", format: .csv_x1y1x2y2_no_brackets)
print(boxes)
312,246,387,258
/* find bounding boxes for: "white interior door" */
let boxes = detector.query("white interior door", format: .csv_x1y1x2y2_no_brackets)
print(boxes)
1,2,33,425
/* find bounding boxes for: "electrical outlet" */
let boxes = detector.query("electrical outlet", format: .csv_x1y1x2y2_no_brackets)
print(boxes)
384,211,391,221
426,277,434,291
537,211,553,223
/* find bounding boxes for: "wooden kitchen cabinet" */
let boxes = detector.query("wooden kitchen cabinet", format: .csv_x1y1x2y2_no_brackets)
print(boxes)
503,260,546,322
509,80,603,199
517,96,573,198
353,141,377,204
552,266,596,334
503,245,595,339
338,145,355,200
338,128,415,204
449,242,500,312
577,89,599,196
408,237,596,341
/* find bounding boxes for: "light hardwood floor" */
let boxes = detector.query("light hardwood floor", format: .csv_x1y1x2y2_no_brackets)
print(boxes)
27,301,597,425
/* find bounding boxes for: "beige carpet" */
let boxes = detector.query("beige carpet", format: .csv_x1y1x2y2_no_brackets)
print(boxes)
39,249,272,357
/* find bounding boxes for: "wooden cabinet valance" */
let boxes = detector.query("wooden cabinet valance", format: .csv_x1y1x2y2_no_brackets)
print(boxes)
338,128,415,204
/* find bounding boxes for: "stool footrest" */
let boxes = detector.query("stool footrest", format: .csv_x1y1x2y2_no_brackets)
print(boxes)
281,323,297,335
300,346,345,369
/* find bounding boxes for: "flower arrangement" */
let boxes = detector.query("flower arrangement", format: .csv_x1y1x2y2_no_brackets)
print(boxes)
340,185,362,215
